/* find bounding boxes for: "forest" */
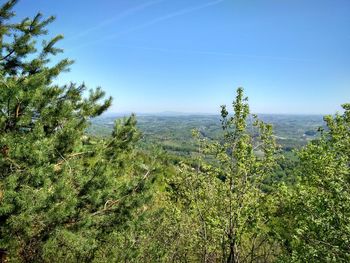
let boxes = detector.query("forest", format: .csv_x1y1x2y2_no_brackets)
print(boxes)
1,1,350,262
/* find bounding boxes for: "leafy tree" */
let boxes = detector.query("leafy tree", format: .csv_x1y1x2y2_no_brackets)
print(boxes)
276,104,350,262
0,1,154,261
199,88,281,263
152,88,281,262
2,1,349,262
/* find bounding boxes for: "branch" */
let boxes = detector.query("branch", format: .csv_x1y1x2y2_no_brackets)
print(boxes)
4,157,25,172
53,151,92,171
91,169,152,216
0,49,15,61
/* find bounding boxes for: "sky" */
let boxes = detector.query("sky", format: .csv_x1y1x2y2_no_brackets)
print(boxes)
13,0,350,114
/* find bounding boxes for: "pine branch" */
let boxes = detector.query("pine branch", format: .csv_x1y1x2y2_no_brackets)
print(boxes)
0,49,15,61
53,151,92,171
91,169,152,216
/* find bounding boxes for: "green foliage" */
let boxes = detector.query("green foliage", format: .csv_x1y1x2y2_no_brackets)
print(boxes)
275,104,350,262
141,88,281,262
1,1,349,262
0,2,156,262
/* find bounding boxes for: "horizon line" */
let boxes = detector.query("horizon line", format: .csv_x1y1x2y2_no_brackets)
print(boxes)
101,111,328,117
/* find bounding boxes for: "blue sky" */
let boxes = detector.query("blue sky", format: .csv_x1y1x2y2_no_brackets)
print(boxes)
14,0,350,114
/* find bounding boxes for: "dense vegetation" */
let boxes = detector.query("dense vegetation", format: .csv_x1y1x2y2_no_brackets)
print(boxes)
0,1,349,262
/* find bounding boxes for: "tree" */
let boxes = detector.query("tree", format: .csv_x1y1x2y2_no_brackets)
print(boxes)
0,1,154,261
276,104,350,262
155,88,281,262
201,88,281,263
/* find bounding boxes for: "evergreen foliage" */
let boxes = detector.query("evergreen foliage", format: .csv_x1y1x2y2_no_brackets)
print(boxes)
0,1,349,262
0,1,155,261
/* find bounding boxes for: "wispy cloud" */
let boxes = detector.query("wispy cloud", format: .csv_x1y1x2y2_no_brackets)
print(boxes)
108,0,225,37
66,0,165,41
67,0,225,51
105,44,313,62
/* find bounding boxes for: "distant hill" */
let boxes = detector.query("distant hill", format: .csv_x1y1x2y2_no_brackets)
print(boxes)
88,114,325,155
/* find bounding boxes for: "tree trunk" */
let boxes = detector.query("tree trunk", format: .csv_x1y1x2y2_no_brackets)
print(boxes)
0,249,7,263
227,236,238,263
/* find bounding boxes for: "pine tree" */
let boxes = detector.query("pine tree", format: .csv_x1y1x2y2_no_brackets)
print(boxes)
0,1,154,261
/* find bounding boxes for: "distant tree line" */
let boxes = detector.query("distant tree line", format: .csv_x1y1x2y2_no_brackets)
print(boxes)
1,1,349,262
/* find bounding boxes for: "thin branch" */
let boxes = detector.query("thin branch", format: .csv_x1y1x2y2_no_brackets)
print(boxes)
91,169,152,216
0,49,15,61
53,151,92,171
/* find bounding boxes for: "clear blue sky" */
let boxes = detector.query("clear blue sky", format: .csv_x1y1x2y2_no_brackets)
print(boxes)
14,0,350,114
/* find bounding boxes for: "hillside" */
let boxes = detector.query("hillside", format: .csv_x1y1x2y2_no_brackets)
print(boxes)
88,114,325,154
